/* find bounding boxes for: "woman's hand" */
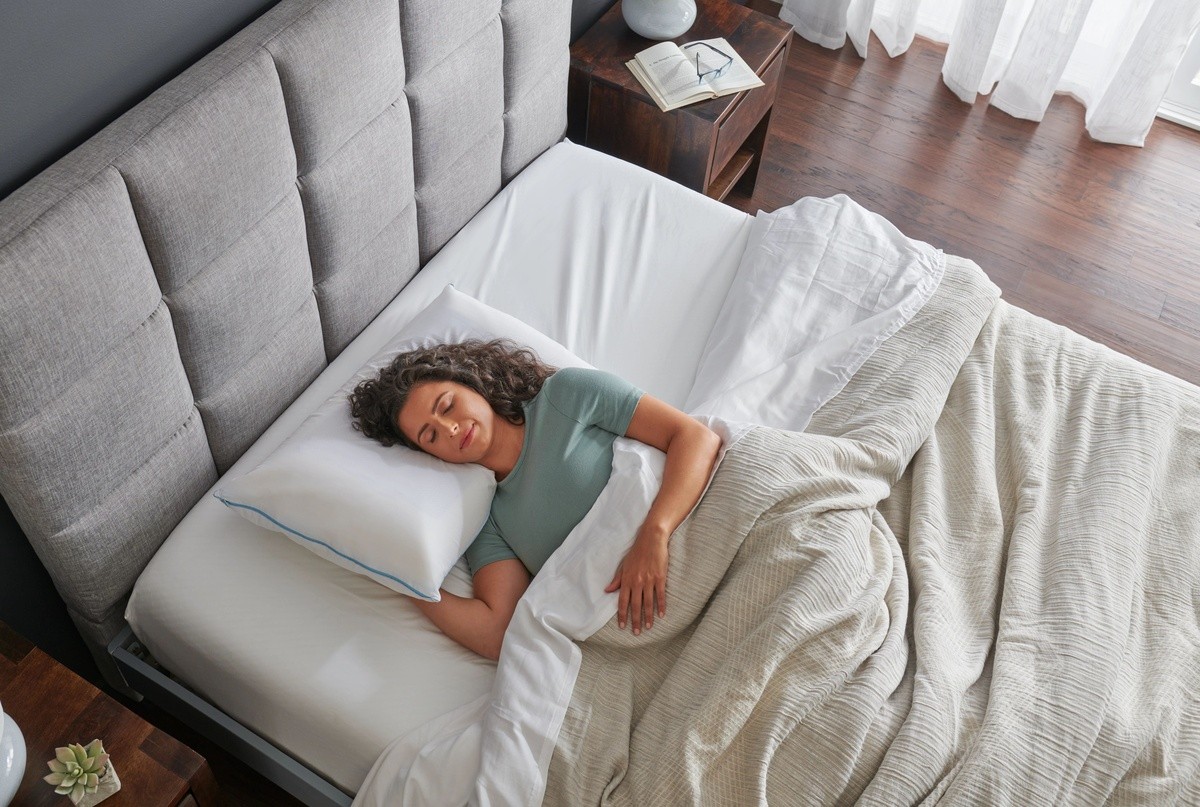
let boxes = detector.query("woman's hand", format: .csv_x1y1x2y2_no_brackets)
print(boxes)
604,522,670,634
608,393,720,637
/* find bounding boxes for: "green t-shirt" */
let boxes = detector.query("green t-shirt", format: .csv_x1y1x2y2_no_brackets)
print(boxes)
463,367,644,576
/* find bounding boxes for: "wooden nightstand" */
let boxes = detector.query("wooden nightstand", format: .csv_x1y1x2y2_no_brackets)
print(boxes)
0,622,219,807
569,0,792,201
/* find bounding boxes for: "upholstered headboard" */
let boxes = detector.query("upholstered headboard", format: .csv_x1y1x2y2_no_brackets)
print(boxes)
0,0,568,676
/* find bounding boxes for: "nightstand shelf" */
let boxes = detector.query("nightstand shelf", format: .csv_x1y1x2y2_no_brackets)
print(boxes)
569,0,793,201
708,148,756,200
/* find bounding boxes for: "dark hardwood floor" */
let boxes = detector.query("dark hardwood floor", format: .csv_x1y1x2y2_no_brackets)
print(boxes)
131,16,1200,807
729,6,1200,386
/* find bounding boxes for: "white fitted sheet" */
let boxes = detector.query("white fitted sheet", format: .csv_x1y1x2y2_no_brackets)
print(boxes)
126,141,754,793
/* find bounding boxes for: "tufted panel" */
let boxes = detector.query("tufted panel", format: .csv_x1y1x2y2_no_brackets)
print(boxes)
298,100,419,356
501,0,571,178
269,0,420,358
116,52,300,290
0,169,164,427
0,0,568,676
115,51,325,473
0,167,215,631
266,0,406,174
403,3,505,261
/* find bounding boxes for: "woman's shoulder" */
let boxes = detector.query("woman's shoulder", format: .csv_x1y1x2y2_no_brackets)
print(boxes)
538,365,640,416
541,366,613,397
545,365,594,386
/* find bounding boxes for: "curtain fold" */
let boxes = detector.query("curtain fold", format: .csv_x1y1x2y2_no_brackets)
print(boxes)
988,0,1095,121
778,0,1200,145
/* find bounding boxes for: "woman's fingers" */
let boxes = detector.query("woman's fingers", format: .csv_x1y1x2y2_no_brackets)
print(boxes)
617,580,630,630
608,569,667,633
628,580,665,634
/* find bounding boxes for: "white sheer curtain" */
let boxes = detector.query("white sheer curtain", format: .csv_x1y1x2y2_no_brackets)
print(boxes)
778,0,1200,145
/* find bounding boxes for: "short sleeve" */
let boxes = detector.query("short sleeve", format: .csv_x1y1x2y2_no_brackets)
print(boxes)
463,515,518,575
543,367,643,435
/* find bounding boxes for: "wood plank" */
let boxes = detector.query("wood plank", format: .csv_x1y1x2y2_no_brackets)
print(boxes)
707,148,756,200
0,620,33,668
1161,296,1200,340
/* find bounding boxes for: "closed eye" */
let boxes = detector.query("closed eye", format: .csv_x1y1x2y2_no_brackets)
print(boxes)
426,398,454,445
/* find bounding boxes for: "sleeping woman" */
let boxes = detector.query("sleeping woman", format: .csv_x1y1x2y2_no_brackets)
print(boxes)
348,339,721,660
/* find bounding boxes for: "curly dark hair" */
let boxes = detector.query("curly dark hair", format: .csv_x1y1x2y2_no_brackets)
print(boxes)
348,338,556,449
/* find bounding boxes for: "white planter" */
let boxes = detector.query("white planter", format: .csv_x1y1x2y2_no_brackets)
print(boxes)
0,706,27,807
622,0,697,40
75,763,121,807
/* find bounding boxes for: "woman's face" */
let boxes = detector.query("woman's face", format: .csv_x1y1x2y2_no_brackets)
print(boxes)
396,380,497,465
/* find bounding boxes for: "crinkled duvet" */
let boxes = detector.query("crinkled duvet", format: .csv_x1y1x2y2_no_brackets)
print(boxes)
544,256,1200,805
353,198,1200,806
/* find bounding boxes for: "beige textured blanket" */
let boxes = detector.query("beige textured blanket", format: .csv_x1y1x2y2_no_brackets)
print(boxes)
544,257,1200,805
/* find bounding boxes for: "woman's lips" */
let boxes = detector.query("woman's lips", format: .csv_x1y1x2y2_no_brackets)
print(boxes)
460,424,475,450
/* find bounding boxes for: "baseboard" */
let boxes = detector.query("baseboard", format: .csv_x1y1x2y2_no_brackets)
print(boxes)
1157,99,1200,132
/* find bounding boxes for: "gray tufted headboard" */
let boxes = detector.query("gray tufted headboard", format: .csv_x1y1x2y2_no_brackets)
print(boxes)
0,0,568,678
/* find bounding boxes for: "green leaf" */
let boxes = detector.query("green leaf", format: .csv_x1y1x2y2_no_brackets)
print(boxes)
70,743,88,766
43,772,67,786
48,759,68,774
55,747,75,765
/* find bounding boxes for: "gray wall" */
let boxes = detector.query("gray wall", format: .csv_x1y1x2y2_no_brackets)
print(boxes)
572,0,617,41
0,0,285,200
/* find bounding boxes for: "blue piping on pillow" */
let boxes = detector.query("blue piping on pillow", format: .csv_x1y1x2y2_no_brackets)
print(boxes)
213,494,436,601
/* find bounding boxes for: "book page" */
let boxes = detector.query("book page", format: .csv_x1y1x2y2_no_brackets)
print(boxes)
681,38,764,97
634,41,715,107
627,59,673,111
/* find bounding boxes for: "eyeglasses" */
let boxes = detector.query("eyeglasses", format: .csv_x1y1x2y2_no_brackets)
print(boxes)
682,42,734,86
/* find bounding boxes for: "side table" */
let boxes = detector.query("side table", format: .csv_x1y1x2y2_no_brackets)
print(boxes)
0,622,219,807
569,0,793,201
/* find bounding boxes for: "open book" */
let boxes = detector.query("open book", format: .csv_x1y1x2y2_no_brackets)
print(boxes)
627,37,764,112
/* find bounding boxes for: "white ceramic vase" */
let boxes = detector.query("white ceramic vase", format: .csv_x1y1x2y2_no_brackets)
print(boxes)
0,703,26,807
622,0,697,40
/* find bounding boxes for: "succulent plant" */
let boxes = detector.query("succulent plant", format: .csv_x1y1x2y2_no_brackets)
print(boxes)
43,739,110,805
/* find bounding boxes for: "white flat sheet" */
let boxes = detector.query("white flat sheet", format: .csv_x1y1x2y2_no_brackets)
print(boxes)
352,195,947,806
125,141,754,792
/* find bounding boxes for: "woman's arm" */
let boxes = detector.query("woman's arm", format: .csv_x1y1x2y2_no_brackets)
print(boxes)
412,558,531,661
605,395,721,634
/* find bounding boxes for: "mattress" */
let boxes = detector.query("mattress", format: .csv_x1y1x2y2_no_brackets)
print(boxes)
126,141,754,792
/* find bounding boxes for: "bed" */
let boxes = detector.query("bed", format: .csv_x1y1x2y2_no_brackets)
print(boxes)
2,0,1198,805
124,140,756,794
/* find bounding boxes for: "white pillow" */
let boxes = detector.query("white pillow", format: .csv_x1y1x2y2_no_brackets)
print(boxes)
215,285,590,600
